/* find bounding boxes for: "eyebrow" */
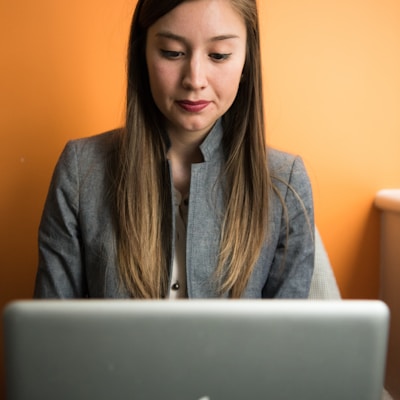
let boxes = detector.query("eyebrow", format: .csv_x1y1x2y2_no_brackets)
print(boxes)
155,31,240,44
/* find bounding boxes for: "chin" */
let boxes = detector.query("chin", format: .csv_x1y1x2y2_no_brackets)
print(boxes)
179,117,218,133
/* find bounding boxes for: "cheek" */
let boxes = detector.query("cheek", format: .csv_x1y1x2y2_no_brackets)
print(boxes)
148,63,178,97
213,65,243,98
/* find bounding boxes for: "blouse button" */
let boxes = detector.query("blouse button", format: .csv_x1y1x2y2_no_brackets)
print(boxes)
171,281,180,291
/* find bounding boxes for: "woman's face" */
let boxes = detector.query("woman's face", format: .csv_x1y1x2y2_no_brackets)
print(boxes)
145,0,247,141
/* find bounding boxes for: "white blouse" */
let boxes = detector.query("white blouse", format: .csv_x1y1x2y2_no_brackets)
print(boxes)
168,188,189,299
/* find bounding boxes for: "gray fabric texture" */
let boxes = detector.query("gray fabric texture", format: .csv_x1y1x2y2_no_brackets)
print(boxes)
308,228,341,299
34,121,315,299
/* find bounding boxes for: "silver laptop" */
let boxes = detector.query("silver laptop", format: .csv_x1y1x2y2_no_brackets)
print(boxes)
3,300,389,400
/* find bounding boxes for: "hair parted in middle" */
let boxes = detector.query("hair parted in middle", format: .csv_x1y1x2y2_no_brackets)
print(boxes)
113,0,271,298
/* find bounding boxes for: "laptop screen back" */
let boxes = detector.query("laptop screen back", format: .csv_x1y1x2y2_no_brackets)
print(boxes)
3,300,389,400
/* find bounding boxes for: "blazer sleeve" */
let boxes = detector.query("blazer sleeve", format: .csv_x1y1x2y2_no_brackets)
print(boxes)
262,156,315,298
34,141,88,298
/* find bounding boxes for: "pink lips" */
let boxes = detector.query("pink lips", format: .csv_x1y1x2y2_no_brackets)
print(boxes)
177,100,210,113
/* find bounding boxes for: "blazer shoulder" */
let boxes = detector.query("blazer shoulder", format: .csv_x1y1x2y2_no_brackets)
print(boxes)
51,129,121,196
66,129,120,161
267,147,303,179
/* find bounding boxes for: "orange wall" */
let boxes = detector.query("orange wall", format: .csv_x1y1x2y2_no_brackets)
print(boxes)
259,0,400,298
1,0,400,397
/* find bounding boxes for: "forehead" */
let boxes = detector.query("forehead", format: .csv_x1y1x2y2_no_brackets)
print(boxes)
147,0,246,40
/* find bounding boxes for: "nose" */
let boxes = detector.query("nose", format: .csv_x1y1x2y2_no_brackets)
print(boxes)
181,54,208,90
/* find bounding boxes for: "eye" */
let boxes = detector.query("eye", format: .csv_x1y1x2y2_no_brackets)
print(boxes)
209,53,232,61
160,49,185,59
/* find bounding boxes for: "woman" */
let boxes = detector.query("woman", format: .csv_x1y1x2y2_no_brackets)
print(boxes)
34,0,314,299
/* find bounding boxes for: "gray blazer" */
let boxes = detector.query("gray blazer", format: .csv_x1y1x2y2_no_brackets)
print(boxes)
34,121,315,298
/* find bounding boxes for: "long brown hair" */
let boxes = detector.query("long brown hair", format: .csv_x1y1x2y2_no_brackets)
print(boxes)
114,0,270,298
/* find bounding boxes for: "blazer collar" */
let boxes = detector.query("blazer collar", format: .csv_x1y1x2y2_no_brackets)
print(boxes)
198,119,223,162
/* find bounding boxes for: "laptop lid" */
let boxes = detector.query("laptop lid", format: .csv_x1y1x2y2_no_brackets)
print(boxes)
3,300,389,400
